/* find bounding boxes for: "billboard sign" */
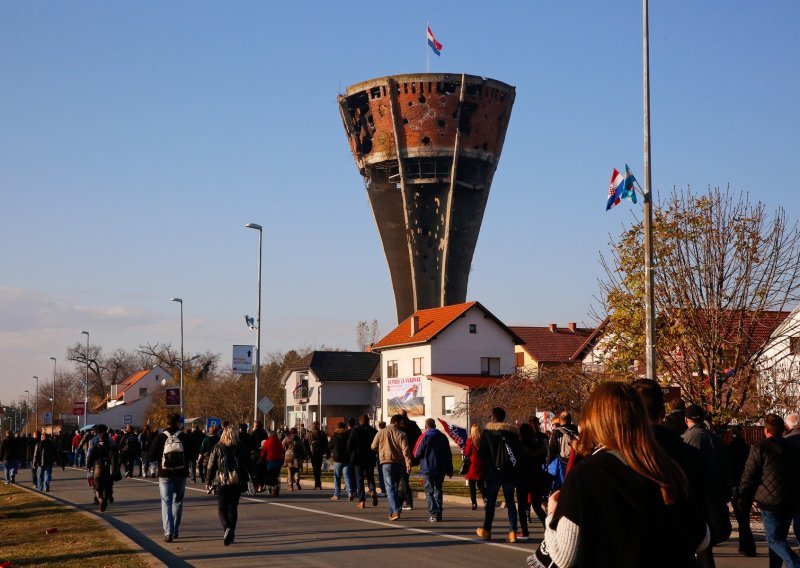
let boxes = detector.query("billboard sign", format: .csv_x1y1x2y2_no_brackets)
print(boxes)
73,401,85,416
233,345,254,374
165,388,181,407
386,376,424,417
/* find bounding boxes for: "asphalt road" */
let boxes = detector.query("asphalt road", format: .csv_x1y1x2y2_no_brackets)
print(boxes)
33,467,779,568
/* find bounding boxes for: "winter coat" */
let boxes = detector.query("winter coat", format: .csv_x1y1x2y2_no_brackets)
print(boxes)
86,435,120,480
260,435,284,462
282,433,306,467
329,428,351,463
370,424,411,469
148,428,190,478
0,435,22,462
348,424,378,467
414,428,453,477
119,432,141,456
199,433,220,456
305,426,329,460
463,437,484,481
207,442,250,490
478,421,522,483
400,419,423,466
738,435,800,513
546,423,578,465
33,438,58,468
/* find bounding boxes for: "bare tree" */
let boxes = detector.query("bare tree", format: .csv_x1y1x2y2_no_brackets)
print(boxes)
597,187,800,423
356,320,381,352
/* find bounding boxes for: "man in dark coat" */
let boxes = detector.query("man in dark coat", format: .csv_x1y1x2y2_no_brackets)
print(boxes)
348,414,379,508
1,431,21,484
329,422,352,500
304,421,329,490
32,432,58,491
414,418,453,522
738,414,800,568
397,409,422,510
119,425,141,478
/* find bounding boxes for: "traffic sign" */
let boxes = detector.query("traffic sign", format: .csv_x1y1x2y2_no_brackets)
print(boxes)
43,412,52,426
123,415,133,425
258,396,274,415
73,401,85,416
206,417,222,431
165,388,181,407
233,345,255,374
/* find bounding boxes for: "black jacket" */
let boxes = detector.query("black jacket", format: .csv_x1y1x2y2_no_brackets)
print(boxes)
305,427,329,459
330,428,350,463
478,421,522,482
738,436,800,513
207,442,251,490
546,423,578,465
33,438,58,468
148,428,190,478
348,423,378,467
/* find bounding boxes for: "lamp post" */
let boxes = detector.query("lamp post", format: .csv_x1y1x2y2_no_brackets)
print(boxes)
33,376,38,431
49,357,56,433
245,222,263,424
170,297,185,423
24,391,30,434
81,331,90,428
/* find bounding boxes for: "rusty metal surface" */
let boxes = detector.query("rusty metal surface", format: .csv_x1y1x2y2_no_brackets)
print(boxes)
339,73,515,322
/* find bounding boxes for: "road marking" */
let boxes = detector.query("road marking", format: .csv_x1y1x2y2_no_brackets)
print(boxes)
131,476,529,553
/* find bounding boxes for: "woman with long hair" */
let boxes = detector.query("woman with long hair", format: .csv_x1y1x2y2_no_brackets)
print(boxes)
541,381,708,568
282,427,305,491
463,423,485,510
207,425,250,546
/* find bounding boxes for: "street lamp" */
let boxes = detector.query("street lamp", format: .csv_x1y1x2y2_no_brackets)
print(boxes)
170,297,185,423
81,331,90,428
24,391,30,434
33,376,38,431
49,357,56,433
245,222,263,424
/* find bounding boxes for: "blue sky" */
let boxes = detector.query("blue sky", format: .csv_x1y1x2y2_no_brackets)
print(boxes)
1,1,798,404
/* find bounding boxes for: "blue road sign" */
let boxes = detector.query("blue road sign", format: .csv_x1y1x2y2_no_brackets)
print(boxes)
206,417,222,431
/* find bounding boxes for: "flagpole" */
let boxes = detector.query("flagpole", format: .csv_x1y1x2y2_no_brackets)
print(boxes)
643,0,657,381
426,21,430,73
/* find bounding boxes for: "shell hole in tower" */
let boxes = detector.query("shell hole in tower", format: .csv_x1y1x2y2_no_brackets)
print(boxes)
482,142,488,151
437,119,445,128
403,118,409,124
421,136,430,145
418,95,426,104
408,101,413,107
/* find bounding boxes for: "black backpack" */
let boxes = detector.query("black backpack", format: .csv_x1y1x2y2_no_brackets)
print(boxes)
495,435,518,475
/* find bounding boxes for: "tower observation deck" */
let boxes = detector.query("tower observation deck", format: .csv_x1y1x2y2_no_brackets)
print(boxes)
338,73,515,322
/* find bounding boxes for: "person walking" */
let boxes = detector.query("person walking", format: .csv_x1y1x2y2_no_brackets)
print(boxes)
118,425,141,479
463,424,485,511
539,382,708,568
206,425,251,546
86,425,121,511
517,422,548,538
371,414,412,521
282,427,305,491
198,425,220,485
725,425,756,556
1,431,20,484
348,414,379,508
737,413,800,568
186,423,204,484
329,422,352,500
476,407,522,543
545,411,578,490
149,413,189,542
32,432,57,492
397,410,421,511
305,421,329,490
414,418,453,522
138,425,155,478
259,430,284,496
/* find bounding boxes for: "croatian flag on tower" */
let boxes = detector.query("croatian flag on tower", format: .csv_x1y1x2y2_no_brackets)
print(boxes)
427,25,443,56
437,418,467,449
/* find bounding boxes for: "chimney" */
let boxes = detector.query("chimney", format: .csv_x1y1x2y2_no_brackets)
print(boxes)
548,323,557,333
568,322,577,332
410,315,420,336
110,384,119,398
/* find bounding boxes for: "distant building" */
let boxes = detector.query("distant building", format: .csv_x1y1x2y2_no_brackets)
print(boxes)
87,366,172,429
281,351,380,432
757,305,800,412
371,301,522,437
511,321,606,371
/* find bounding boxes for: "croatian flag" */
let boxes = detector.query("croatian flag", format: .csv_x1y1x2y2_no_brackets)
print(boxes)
427,25,443,56
606,165,638,211
400,385,417,403
437,418,467,449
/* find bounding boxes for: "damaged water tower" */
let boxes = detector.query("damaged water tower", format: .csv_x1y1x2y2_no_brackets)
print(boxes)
338,73,515,322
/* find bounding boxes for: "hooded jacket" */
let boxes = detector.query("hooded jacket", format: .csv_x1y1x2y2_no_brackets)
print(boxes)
414,427,453,477
478,421,521,482
738,435,800,513
370,424,411,469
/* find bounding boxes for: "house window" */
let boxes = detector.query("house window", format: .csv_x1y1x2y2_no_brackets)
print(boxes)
515,351,525,368
293,373,309,400
791,337,800,355
442,395,455,416
139,388,148,397
469,324,477,334
481,357,501,376
413,357,423,375
387,360,398,378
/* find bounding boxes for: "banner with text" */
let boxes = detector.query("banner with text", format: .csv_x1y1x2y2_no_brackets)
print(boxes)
386,376,424,417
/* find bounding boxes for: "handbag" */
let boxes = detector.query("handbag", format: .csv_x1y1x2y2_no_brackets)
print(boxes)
459,455,471,476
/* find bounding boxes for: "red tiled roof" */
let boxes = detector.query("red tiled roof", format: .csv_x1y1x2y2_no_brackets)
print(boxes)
112,369,149,401
511,324,598,363
428,374,505,389
373,301,523,350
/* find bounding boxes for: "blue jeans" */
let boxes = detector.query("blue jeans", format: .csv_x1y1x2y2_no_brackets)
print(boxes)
354,464,376,502
159,476,187,537
333,462,347,498
3,460,18,483
761,509,800,568
342,463,355,496
483,479,518,532
423,473,445,517
381,463,403,515
36,465,52,491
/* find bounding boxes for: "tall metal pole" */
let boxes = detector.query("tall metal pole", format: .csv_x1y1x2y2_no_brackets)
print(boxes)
24,391,29,434
81,331,89,428
171,298,185,423
643,0,657,381
49,357,56,432
245,223,263,424
33,376,38,431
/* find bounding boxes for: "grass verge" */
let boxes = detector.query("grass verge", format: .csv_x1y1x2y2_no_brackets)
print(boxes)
0,483,150,568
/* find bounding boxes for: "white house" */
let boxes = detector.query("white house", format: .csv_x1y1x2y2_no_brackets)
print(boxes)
371,301,523,438
757,305,800,413
87,366,172,429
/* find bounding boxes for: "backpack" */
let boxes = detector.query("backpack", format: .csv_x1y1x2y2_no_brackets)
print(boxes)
558,427,574,461
217,447,240,486
161,432,186,471
495,436,518,475
292,436,306,460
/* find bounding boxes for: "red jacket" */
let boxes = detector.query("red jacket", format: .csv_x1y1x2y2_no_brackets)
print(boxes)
464,437,484,481
260,436,284,462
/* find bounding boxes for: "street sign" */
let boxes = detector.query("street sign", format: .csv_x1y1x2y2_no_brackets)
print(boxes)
73,401,85,416
43,412,52,426
206,417,222,431
257,396,274,415
123,415,133,425
165,388,181,407
233,345,255,374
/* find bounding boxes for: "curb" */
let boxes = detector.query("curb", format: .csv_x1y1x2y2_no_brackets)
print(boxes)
13,477,166,568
